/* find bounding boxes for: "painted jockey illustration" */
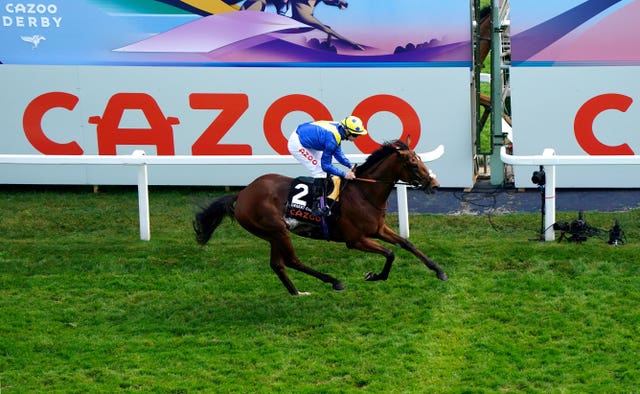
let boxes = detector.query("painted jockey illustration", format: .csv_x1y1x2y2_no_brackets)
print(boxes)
289,0,364,50
160,0,363,50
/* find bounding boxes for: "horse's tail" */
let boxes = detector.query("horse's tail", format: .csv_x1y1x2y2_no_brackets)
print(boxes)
193,193,238,245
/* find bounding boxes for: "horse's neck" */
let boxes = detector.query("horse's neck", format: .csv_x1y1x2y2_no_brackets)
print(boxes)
357,164,399,202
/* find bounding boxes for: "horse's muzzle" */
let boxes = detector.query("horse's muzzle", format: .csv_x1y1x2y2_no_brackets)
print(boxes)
423,184,438,194
409,173,439,194
422,178,440,194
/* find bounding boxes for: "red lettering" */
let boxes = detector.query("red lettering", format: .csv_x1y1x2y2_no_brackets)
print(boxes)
190,93,252,155
88,93,178,155
22,91,427,158
352,94,421,153
263,94,332,154
574,93,634,155
23,92,83,155
309,212,321,222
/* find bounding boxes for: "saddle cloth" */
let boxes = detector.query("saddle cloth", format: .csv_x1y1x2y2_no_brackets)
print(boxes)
284,176,341,237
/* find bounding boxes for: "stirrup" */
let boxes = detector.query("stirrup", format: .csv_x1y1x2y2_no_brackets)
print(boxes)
312,205,330,217
311,197,329,216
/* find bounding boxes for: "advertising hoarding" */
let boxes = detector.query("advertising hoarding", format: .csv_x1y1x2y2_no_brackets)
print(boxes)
510,0,640,187
0,1,474,186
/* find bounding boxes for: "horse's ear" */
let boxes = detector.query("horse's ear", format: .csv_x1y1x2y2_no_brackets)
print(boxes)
406,134,412,148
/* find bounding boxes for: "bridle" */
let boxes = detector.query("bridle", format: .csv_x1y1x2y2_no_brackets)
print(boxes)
402,152,437,192
352,147,435,191
342,145,436,211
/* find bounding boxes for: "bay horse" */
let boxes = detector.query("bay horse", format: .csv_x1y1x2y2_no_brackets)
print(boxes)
193,139,448,296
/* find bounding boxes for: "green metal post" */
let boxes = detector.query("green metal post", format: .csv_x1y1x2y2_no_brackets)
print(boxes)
489,0,504,185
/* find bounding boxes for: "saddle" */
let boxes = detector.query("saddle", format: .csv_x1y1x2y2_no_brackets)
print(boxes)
284,176,342,239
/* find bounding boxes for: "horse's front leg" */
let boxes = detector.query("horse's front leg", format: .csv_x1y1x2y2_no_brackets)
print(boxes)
377,225,448,281
349,237,396,281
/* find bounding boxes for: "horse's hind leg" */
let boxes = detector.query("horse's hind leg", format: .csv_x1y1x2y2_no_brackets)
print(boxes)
285,255,346,292
269,245,302,296
273,234,345,293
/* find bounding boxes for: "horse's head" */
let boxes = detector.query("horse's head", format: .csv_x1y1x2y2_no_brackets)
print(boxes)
393,141,440,194
356,139,440,193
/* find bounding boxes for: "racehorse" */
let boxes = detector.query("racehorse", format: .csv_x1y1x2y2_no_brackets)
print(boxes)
193,139,448,295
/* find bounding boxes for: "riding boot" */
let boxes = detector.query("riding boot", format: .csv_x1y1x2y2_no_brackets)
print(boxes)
311,178,329,217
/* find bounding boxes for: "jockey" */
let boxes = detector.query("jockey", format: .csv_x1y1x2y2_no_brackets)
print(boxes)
287,115,367,216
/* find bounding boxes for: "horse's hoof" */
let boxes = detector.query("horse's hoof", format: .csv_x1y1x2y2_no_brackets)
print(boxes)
333,282,345,291
365,272,377,281
437,272,449,281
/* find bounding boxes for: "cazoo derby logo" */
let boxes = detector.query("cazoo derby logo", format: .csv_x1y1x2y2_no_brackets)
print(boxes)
2,2,62,49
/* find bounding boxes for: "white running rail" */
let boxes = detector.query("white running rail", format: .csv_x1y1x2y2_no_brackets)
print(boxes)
1,145,445,240
500,146,640,241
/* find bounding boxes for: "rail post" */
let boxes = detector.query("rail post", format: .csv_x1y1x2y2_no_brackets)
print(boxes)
396,184,410,238
133,150,151,241
542,149,556,241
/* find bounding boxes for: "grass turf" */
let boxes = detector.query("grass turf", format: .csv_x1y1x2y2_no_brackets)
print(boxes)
1,186,639,392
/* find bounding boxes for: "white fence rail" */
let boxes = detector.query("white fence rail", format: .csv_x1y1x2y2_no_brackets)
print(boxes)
0,145,445,240
500,146,640,241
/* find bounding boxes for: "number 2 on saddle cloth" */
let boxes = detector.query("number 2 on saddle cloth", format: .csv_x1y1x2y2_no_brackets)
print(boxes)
284,176,341,237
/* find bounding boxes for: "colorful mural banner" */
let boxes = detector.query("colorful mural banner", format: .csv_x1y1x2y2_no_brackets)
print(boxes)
511,0,640,66
0,0,471,66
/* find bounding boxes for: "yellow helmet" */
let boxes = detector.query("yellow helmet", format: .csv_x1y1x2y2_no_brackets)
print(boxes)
341,115,368,136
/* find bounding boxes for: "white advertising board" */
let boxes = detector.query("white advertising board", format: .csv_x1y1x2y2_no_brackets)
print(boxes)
511,66,640,188
510,0,640,188
0,65,473,186
0,0,474,187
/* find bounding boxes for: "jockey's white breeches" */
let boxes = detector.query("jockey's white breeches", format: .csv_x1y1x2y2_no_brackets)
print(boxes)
287,131,327,178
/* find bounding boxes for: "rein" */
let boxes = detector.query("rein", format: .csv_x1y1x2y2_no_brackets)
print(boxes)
355,177,417,187
346,142,431,210
352,147,424,188
354,177,388,184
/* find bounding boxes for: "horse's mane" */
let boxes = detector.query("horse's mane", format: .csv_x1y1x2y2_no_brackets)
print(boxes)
355,140,408,176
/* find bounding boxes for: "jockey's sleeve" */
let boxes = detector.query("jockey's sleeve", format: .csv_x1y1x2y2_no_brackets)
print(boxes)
333,147,351,169
320,149,346,177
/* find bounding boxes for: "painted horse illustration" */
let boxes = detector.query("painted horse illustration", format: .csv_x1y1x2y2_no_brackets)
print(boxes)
288,0,364,50
175,0,365,50
236,0,363,49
